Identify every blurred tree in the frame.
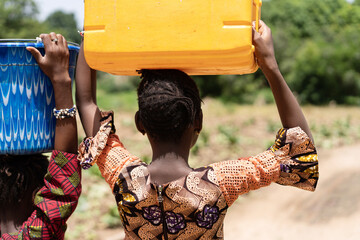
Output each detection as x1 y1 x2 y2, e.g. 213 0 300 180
0 0 47 38
262 0 360 105
45 10 81 44
193 72 269 104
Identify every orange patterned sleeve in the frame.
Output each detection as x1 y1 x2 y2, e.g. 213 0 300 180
211 127 318 207
78 111 140 190
96 134 140 190
210 151 280 207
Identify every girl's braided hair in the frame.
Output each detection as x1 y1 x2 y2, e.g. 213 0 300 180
137 69 202 142
0 154 48 210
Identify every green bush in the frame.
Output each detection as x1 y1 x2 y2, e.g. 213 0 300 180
262 0 360 105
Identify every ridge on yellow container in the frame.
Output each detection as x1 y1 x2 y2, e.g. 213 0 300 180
84 0 262 76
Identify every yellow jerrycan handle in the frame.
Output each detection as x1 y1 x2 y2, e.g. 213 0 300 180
254 0 262 31
252 0 262 71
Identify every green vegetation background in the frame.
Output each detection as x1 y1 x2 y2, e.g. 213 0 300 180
1 0 360 105
2 0 360 238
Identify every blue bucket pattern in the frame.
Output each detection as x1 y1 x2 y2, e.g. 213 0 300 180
0 40 79 155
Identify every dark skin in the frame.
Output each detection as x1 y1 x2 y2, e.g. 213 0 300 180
134 111 203 183
0 33 77 234
252 21 313 141
76 21 313 185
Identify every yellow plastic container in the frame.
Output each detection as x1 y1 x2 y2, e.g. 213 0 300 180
84 0 262 75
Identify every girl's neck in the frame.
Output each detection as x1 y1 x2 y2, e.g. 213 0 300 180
1 220 19 235
149 133 192 163
151 152 190 167
1 199 34 235
152 143 190 163
148 152 193 185
147 128 196 184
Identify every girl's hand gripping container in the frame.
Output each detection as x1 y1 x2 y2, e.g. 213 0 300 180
84 0 262 75
0 40 79 155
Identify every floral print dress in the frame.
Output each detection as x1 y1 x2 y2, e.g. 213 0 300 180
78 112 318 240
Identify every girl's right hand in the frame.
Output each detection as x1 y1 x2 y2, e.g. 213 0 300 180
27 33 71 88
252 20 278 72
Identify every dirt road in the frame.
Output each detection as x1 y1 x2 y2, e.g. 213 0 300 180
224 144 360 240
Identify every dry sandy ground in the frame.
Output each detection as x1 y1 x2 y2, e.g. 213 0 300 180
96 143 360 240
224 143 360 240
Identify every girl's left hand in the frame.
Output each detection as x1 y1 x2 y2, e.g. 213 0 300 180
26 32 71 87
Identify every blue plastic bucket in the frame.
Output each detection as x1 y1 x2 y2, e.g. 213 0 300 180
0 39 79 155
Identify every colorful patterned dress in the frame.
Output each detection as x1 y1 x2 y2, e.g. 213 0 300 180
1 151 81 240
78 112 318 240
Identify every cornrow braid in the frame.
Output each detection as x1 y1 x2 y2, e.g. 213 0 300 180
0 154 49 212
137 69 202 142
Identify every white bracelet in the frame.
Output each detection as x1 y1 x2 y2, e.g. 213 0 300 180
53 105 77 119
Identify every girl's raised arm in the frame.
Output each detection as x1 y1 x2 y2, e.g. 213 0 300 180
75 42 102 137
27 33 78 153
252 20 313 141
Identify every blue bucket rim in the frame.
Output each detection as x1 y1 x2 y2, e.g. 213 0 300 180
0 39 79 50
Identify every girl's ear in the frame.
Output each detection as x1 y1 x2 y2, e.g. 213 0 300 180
135 111 146 135
194 110 203 133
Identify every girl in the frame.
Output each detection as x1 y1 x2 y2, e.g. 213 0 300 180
0 33 81 239
76 21 318 239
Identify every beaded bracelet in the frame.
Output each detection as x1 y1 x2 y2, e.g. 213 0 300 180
53 105 77 119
